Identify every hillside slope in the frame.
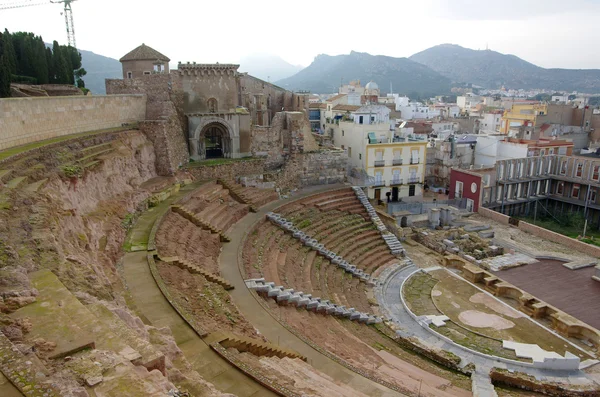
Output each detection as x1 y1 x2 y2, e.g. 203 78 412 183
410 44 600 92
276 51 451 95
79 48 122 94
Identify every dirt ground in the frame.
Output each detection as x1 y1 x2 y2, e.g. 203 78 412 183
267 299 472 395
468 213 597 262
157 261 259 339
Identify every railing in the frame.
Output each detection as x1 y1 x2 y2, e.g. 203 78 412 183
390 178 403 185
408 177 421 184
392 159 403 166
410 158 420 164
374 160 386 167
373 180 386 187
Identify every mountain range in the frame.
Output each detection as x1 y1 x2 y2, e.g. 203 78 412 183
79 48 122 94
238 54 303 83
74 44 600 96
275 51 450 96
409 44 600 93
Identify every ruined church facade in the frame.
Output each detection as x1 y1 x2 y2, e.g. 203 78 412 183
107 44 309 162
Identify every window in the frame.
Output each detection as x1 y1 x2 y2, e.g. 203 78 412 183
207 98 218 113
342 130 345 137
572 184 580 199
548 148 554 155
153 63 163 72
127 71 132 79
556 182 564 195
540 149 546 156
590 189 597 203
593 165 599 181
370 116 375 123
143 71 151 75
359 116 364 124
558 146 567 155
576 163 583 178
348 147 351 158
560 161 567 175
359 153 361 160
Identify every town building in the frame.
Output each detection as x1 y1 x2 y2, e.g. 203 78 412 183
458 153 600 230
330 104 427 201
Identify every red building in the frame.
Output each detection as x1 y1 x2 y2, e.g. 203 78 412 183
449 169 485 212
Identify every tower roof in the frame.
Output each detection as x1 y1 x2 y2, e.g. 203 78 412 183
120 43 170 62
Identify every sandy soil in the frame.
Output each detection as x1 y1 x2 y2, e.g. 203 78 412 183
156 212 222 275
458 310 516 330
470 292 525 319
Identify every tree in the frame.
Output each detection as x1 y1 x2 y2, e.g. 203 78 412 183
0 55 11 97
75 67 86 88
1 29 17 75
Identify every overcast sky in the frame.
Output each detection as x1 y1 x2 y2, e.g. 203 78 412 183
3 0 600 69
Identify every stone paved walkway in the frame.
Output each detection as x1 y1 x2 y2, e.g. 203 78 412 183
220 183 407 397
376 262 598 396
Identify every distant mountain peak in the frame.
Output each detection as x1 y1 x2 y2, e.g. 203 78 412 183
409 45 600 92
276 51 450 95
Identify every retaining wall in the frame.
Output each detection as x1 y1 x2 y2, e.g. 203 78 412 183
478 207 600 257
0 95 146 151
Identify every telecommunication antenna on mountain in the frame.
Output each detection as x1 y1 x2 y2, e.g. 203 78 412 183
0 0 78 48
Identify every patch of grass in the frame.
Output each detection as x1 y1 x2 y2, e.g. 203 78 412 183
0 125 136 162
516 213 600 247
60 164 83 178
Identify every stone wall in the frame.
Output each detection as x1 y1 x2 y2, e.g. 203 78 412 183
478 207 600 257
140 119 189 175
0 95 146 151
186 159 267 181
106 76 189 175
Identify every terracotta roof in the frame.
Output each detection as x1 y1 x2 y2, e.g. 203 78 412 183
120 44 170 62
309 103 327 109
332 104 360 112
326 94 347 103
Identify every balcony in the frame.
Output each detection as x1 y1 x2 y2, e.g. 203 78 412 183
390 178 404 186
410 158 420 165
408 177 421 184
374 160 386 167
392 159 403 166
373 180 386 187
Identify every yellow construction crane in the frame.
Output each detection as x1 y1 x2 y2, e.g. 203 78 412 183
0 0 78 48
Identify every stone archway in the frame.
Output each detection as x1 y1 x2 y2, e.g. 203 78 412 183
190 117 235 160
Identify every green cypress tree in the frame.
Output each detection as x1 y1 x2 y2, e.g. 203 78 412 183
33 37 48 84
0 55 11 97
2 29 17 75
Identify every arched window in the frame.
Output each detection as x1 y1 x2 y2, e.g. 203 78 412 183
207 98 218 113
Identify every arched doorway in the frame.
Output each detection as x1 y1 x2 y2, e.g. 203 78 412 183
199 122 231 159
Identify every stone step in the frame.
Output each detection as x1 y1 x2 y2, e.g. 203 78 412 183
209 332 306 361
157 254 234 290
76 148 114 163
0 169 13 182
24 178 49 193
5 176 28 189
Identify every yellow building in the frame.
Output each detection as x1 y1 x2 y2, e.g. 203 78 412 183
366 137 428 201
501 103 547 134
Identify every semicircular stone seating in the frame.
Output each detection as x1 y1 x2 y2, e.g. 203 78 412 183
243 188 410 327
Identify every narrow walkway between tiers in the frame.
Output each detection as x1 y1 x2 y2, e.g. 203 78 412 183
122 182 277 397
220 183 406 397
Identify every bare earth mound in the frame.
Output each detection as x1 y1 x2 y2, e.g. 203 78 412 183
458 310 516 330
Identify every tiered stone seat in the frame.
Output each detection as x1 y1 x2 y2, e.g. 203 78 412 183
156 254 234 290
181 181 250 233
171 205 231 242
245 278 380 325
218 179 278 210
155 211 222 275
